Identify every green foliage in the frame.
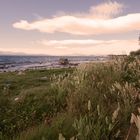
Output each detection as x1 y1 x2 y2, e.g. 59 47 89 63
16 124 59 140
121 56 140 89
0 68 74 139
130 49 140 56
0 57 140 140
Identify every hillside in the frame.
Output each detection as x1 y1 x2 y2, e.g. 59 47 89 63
0 55 140 140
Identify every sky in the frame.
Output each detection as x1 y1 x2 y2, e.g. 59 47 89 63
0 0 140 56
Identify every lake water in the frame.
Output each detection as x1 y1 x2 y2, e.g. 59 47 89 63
0 55 108 72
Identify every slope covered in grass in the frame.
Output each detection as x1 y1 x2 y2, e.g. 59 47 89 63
0 56 140 140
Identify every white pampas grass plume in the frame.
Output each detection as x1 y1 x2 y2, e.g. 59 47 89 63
112 103 120 123
88 100 91 111
130 113 140 140
59 133 65 140
97 105 100 116
138 107 140 114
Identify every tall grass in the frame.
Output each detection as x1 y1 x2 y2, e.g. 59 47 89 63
0 57 140 140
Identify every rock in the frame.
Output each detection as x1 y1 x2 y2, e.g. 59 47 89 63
59 58 69 65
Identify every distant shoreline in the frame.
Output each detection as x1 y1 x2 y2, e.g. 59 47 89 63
0 55 108 72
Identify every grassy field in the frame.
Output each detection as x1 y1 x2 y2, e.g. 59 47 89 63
0 68 74 139
0 56 140 140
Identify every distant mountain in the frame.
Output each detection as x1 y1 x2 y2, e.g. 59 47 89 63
0 51 108 57
0 51 27 56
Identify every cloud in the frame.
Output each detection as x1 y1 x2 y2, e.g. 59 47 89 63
56 1 123 19
13 1 140 35
88 1 123 19
40 39 107 46
38 39 139 55
1 39 139 55
9 1 140 55
13 12 140 35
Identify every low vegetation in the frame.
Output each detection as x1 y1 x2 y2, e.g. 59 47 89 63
0 55 140 140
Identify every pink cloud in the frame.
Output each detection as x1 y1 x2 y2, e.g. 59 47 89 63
13 1 138 35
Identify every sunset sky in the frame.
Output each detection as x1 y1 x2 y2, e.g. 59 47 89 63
0 0 140 55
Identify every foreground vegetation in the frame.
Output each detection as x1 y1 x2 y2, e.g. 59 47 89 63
0 55 140 140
